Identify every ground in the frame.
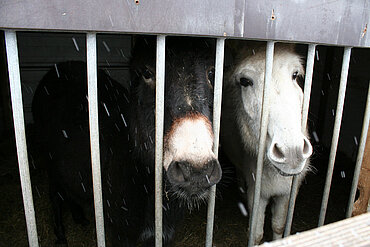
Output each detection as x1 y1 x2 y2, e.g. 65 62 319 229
0 134 354 247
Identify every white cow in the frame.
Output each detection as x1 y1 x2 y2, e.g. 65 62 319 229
221 42 313 244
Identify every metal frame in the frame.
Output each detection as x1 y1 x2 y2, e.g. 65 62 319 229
4 30 368 247
2 1 369 246
0 0 369 47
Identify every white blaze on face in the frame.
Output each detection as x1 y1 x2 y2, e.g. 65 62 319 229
163 115 215 171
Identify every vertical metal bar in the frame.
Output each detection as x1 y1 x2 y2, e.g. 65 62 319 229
247 41 275 247
5 30 40 247
86 33 106 247
284 44 316 237
301 44 317 130
155 35 166 247
346 80 370 218
318 47 352 226
205 38 225 247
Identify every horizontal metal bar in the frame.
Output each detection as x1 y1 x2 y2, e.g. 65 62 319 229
346 80 370 218
247 41 275 247
4 30 39 247
155 35 166 247
284 43 316 237
0 0 369 47
318 47 352 227
86 32 106 247
205 37 225 247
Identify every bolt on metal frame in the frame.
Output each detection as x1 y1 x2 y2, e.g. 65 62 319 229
3 29 369 247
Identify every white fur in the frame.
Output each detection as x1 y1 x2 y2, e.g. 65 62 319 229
221 43 313 244
163 117 215 170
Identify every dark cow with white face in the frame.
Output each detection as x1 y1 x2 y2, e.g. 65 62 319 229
32 36 221 246
131 37 221 204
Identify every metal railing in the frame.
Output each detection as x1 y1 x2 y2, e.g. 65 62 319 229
155 35 166 247
4 30 39 247
205 37 226 247
3 30 369 247
346 80 370 218
86 33 106 247
247 41 275 247
284 44 317 237
318 47 352 227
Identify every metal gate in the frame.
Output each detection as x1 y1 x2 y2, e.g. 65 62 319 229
1 1 369 246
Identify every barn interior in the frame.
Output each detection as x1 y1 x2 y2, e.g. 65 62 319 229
0 31 369 246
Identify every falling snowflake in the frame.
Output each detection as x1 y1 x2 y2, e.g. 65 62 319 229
237 202 248 217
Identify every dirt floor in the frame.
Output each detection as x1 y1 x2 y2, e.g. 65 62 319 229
0 134 355 247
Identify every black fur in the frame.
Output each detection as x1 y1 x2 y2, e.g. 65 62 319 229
32 36 218 246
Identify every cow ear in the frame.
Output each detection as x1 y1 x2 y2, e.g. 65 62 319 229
226 40 265 64
226 40 252 61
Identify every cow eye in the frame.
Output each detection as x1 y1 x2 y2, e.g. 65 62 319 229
292 71 299 80
142 68 154 80
292 71 304 89
207 67 215 85
240 77 253 87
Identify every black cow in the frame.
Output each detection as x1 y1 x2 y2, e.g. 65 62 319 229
32 36 221 246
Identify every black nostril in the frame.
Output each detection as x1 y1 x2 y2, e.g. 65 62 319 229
167 161 190 184
167 160 222 187
302 138 313 158
272 143 285 160
205 159 222 185
303 139 311 154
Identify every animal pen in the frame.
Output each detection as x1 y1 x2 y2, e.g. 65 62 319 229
0 0 369 246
